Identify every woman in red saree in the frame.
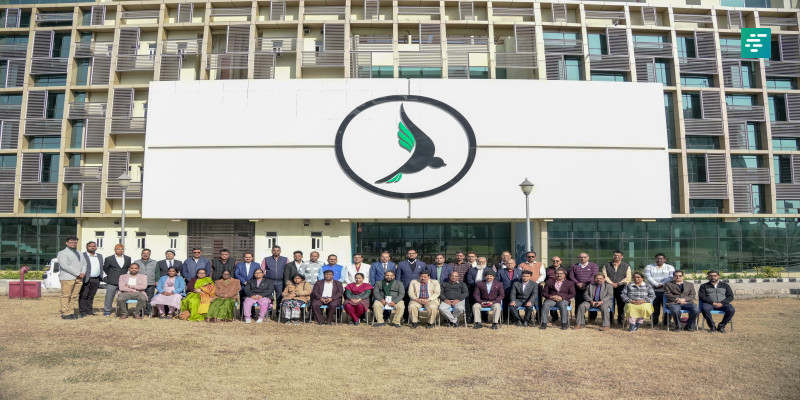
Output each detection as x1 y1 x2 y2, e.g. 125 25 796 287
343 273 372 326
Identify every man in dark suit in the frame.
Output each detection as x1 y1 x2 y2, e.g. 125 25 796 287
575 273 614 330
471 270 504 330
235 252 259 287
495 259 522 315
311 270 344 324
182 247 211 281
494 250 513 271
509 270 538 326
79 241 103 317
262 245 289 304
369 251 397 286
156 250 183 278
396 249 429 289
101 244 131 316
211 248 236 281
541 269 576 330
428 254 452 283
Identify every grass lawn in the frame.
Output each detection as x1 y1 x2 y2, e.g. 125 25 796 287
0 297 798 399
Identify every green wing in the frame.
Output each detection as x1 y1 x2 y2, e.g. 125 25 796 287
386 173 402 183
397 121 415 152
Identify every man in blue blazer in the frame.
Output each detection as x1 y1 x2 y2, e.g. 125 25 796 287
235 252 260 286
369 251 397 286
428 254 452 282
396 249 429 289
181 247 211 281
495 259 523 314
261 245 289 303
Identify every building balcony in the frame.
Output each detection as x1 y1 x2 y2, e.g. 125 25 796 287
351 36 392 52
632 41 673 58
302 52 345 68
0 105 22 120
68 102 107 119
106 182 142 199
255 37 298 53
110 117 146 135
206 53 249 70
30 57 68 75
0 166 16 183
63 166 103 183
0 44 28 59
764 60 800 78
209 8 252 20
720 45 741 59
544 38 583 55
589 54 629 72
759 16 798 29
583 9 625 24
19 182 58 200
303 6 346 20
116 55 156 72
24 119 62 136
776 184 800 200
726 104 765 122
496 52 536 69
770 121 800 137
684 119 724 136
397 6 440 20
74 41 113 58
491 7 534 21
679 57 718 74
120 10 160 25
689 183 728 199
35 12 73 24
162 39 203 55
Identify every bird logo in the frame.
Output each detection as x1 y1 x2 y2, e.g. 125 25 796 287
375 104 447 184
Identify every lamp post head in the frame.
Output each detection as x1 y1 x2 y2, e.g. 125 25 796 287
519 178 534 196
118 173 131 189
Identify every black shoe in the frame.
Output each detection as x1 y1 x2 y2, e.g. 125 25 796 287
372 323 385 327
393 324 403 328
452 322 459 328
717 325 727 334
514 321 522 327
473 322 482 329
561 323 568 330
78 313 86 318
354 320 360 326
348 321 355 326
523 322 529 327
61 314 78 320
708 324 716 333
410 323 418 329
539 324 547 330
317 321 325 325
426 323 434 329
491 323 499 330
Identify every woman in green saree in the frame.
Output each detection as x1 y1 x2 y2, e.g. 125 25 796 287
180 268 216 321
207 269 239 322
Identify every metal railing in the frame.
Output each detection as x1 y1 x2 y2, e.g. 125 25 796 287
110 117 147 135
302 52 345 67
255 37 297 53
24 119 63 136
726 105 765 121
116 55 156 71
162 38 203 55
63 166 103 183
36 12 73 24
74 41 114 58
68 102 107 119
544 38 583 55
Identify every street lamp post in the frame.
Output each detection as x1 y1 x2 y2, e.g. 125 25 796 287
519 178 535 253
118 173 131 247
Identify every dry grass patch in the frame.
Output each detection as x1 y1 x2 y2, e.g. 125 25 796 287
0 297 798 399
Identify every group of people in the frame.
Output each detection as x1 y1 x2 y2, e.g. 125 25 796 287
55 238 736 332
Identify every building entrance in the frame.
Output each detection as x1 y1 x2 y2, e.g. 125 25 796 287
186 220 255 260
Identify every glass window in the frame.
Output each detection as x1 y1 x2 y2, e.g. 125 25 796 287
770 40 781 61
75 59 90 86
543 32 578 40
46 92 65 119
751 185 766 214
682 93 702 119
564 57 581 81
772 138 800 151
664 94 676 149
368 66 393 78
677 36 696 58
687 154 707 182
690 200 722 214
24 200 58 214
687 136 720 150
777 200 800 214
766 78 796 90
33 75 67 87
0 94 23 105
29 136 61 149
680 75 713 87
731 155 763 168
774 155 793 183
768 95 787 121
588 33 607 55
51 33 71 58
41 153 59 183
591 72 626 82
70 120 83 149
468 67 489 79
66 184 79 213
669 155 680 213
654 60 671 85
745 123 762 150
740 62 755 88
0 155 16 167
398 67 442 79
726 94 756 107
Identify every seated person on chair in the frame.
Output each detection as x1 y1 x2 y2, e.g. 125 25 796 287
408 270 440 329
472 270 504 330
621 272 655 332
242 268 274 324
207 270 239 323
509 270 537 327
180 268 216 322
344 273 373 326
150 266 185 319
664 270 699 332
117 263 148 320
439 271 469 327
575 273 614 331
281 274 311 325
698 270 735 333
540 269 575 330
311 270 343 325
371 270 405 328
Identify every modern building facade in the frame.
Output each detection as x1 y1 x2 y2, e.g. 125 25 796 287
0 0 798 272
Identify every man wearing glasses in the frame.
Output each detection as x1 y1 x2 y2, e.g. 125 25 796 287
569 253 599 319
520 251 546 285
698 270 735 333
182 247 211 282
541 256 564 322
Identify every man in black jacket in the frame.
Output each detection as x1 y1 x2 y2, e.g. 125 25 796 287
698 270 735 333
101 244 131 316
79 241 103 317
211 249 236 281
438 271 468 327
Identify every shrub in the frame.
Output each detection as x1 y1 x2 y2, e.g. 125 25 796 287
752 266 784 279
0 271 44 280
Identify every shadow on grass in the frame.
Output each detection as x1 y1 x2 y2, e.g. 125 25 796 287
27 349 112 368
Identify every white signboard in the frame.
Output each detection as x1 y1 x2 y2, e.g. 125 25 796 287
143 79 671 219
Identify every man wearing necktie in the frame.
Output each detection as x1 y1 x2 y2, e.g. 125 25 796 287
56 237 87 319
369 251 396 286
157 250 183 278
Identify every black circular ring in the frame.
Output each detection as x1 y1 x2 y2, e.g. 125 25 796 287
335 95 477 200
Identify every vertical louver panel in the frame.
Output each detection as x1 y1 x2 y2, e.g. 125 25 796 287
112 88 134 118
177 3 194 23
81 182 102 213
227 25 250 53
636 57 654 83
6 59 26 88
32 31 54 59
90 57 112 86
701 91 722 120
270 1 286 21
254 53 276 79
552 4 567 23
458 2 474 21
159 55 182 81
324 24 345 52
515 25 536 53
106 152 130 198
118 28 140 56
606 28 629 56
84 119 105 148
706 154 727 183
792 155 800 182
722 60 742 88
780 34 800 61
733 185 752 213
3 8 21 28
21 153 41 182
364 0 379 20
0 121 19 150
786 93 800 121
727 10 743 29
0 184 14 213
545 54 564 80
695 31 716 59
26 91 47 119
90 6 106 26
642 7 657 26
